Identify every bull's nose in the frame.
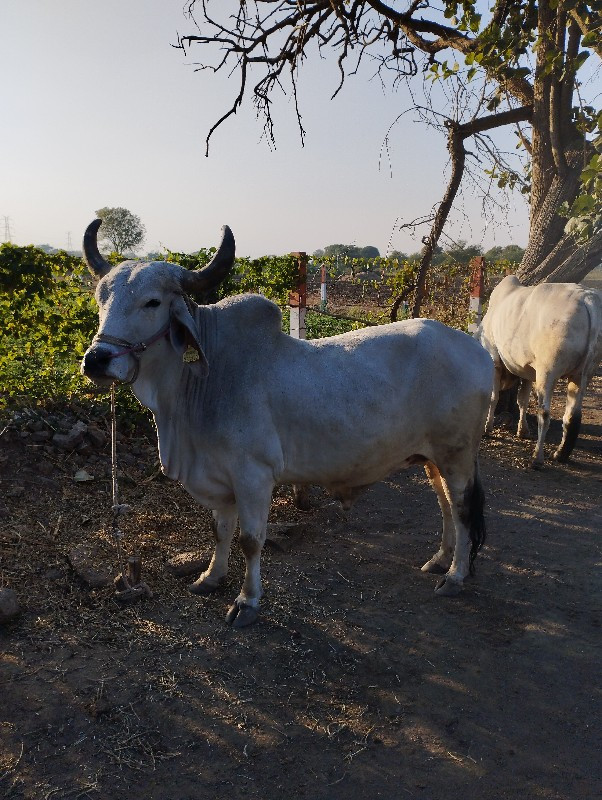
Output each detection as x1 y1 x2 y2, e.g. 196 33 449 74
82 347 112 377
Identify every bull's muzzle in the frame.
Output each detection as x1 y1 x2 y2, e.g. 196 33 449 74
81 346 115 384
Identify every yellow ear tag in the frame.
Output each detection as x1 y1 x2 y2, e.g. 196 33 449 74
182 346 199 363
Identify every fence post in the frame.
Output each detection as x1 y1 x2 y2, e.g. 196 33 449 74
320 263 327 310
467 256 485 334
289 252 307 339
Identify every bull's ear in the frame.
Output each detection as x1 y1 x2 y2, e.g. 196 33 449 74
169 296 209 377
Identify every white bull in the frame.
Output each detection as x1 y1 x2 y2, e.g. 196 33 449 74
81 220 494 627
475 275 602 467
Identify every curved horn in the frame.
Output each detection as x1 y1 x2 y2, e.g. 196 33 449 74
83 219 112 279
180 225 235 296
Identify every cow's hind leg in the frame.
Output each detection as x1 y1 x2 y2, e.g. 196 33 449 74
554 377 585 462
190 505 238 595
421 462 455 575
433 459 486 597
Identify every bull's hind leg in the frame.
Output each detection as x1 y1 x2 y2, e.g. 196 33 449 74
226 474 274 628
554 375 588 463
432 458 486 597
532 375 555 467
517 379 533 438
485 366 502 433
190 505 238 595
421 462 455 575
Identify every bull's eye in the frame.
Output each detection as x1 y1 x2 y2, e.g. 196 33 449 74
144 299 161 308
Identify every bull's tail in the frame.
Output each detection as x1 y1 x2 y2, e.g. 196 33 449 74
468 459 486 575
555 291 602 463
582 290 602 377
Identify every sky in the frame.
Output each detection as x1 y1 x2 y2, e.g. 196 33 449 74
1 1 543 259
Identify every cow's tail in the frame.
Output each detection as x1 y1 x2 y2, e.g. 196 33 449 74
467 458 486 576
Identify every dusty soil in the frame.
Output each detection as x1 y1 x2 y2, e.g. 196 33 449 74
1 371 601 800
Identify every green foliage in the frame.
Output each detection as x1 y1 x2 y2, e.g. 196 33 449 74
0 245 97 409
166 250 299 306
0 243 81 295
560 113 602 240
0 242 517 414
0 245 300 412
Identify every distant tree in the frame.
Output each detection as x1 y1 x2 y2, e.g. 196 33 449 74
388 250 408 261
313 248 325 258
36 244 57 254
359 245 380 259
407 244 444 264
442 241 483 265
484 244 526 263
95 207 145 256
323 243 380 260
324 244 352 259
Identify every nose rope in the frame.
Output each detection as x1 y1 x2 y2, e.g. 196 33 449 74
91 322 171 384
93 321 171 360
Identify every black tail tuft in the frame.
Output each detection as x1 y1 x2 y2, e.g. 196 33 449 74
467 460 486 575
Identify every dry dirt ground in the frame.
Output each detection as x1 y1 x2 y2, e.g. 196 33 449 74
1 371 601 800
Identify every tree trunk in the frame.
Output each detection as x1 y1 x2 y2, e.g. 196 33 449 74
410 122 466 318
516 4 596 286
516 145 600 285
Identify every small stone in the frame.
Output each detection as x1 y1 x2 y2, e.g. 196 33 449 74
86 425 106 448
0 588 21 624
43 567 65 581
265 521 308 552
53 421 88 451
493 411 516 431
68 546 112 588
165 552 209 577
31 430 51 442
74 469 94 482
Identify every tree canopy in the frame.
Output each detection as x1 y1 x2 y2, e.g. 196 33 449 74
179 1 601 315
321 243 381 260
95 207 145 256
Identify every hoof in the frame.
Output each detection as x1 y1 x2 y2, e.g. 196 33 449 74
225 602 259 628
189 576 222 595
434 577 463 597
553 450 570 464
421 561 447 575
530 460 544 471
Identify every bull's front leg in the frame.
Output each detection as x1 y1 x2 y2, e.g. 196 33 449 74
190 505 238 595
226 476 274 628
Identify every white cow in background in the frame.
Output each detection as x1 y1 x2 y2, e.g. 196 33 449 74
475 275 602 467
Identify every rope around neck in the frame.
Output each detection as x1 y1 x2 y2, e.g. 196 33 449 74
109 384 153 602
110 383 128 581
